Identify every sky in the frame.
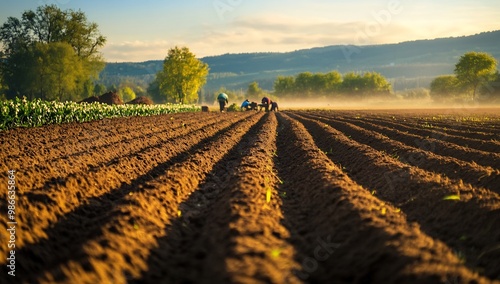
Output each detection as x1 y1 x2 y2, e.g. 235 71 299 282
0 0 499 62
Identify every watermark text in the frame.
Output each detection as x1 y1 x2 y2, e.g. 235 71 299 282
296 235 341 280
342 0 403 62
6 170 17 277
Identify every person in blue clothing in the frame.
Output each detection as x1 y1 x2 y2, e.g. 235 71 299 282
241 99 251 111
217 93 229 112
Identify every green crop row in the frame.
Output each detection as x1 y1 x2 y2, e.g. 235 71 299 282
0 97 200 130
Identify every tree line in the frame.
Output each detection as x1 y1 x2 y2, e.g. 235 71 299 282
1 5 498 105
274 71 391 98
430 52 499 102
0 5 106 101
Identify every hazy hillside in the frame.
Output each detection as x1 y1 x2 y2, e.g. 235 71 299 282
100 30 500 92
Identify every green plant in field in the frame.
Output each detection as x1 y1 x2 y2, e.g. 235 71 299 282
389 152 400 160
336 163 347 171
323 148 334 155
454 250 466 264
276 177 284 185
478 244 500 260
226 103 239 112
0 97 200 130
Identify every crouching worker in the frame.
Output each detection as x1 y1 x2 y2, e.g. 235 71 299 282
217 92 229 112
241 99 251 111
249 102 258 110
242 99 258 111
260 96 272 111
270 101 279 111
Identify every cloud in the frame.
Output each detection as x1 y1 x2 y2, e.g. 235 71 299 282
101 40 179 62
100 11 497 62
102 14 395 61
194 14 416 54
190 16 360 55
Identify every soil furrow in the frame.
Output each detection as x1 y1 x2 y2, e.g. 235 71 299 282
336 115 500 169
1 113 195 159
1 109 499 283
10 112 264 283
274 112 489 283
298 112 500 193
361 115 500 153
0 112 257 255
13 115 229 193
362 111 500 136
336 109 500 135
288 112 500 280
0 113 224 192
137 113 302 283
405 121 499 141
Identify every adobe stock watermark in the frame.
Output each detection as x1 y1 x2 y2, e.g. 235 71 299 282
295 235 341 280
6 170 17 277
342 0 404 63
213 0 244 20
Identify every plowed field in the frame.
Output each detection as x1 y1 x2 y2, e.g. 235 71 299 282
1 109 499 283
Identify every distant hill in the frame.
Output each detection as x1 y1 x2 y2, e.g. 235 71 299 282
100 30 500 92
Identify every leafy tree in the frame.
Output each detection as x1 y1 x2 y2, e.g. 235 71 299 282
274 76 295 96
247 81 264 97
0 70 5 100
479 71 500 102
340 72 391 96
273 70 390 98
454 52 497 100
294 72 314 95
156 46 209 104
93 83 107 96
134 85 147 98
310 73 328 93
323 71 342 93
4 41 91 101
361 72 391 94
399 88 430 101
0 5 106 100
80 80 95 100
430 75 461 101
340 72 363 95
0 5 105 58
147 77 165 103
119 86 136 102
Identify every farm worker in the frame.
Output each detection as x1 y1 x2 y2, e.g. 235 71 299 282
217 93 229 112
261 96 272 111
241 99 251 111
270 101 279 111
250 101 258 110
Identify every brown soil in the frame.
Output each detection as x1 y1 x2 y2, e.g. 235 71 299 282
79 96 100 104
126 96 154 105
0 109 499 283
99 92 123 105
